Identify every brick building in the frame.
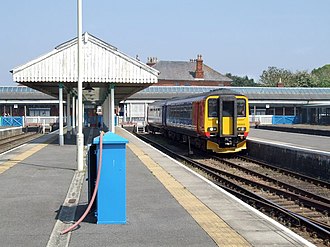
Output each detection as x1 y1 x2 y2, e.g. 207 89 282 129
146 55 232 86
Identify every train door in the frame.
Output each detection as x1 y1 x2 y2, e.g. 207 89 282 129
218 97 237 137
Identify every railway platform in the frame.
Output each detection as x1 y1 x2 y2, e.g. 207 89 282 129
248 124 330 153
0 127 314 247
256 123 330 136
248 124 330 182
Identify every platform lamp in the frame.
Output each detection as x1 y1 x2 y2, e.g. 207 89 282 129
83 82 94 92
77 0 84 171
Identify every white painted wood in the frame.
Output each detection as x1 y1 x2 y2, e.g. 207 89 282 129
12 33 158 84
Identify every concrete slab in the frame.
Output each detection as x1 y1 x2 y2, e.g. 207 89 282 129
0 135 76 247
0 127 316 247
117 127 315 247
68 148 217 247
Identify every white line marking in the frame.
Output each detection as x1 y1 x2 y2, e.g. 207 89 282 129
248 137 330 155
0 143 27 156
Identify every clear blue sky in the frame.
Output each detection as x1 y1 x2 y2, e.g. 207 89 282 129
1 0 329 85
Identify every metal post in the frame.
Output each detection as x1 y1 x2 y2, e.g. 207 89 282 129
64 105 66 124
123 103 127 123
24 105 27 128
76 97 79 128
59 84 64 146
144 102 147 125
77 0 84 171
72 95 76 134
66 93 71 138
110 84 115 133
83 103 85 126
108 94 111 131
104 97 109 129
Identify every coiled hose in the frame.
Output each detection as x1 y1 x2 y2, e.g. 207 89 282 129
61 131 104 235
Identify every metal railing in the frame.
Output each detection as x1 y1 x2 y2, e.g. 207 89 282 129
249 115 273 125
0 116 65 127
0 116 23 127
249 115 300 125
24 116 62 126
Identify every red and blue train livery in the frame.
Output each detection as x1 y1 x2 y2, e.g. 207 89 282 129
147 89 250 153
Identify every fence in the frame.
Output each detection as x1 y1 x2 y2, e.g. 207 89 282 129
0 115 300 128
0 117 24 127
249 115 300 125
249 115 273 125
0 116 61 127
24 116 60 126
272 116 300 124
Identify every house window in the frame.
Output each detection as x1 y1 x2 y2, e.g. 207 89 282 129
29 108 51 116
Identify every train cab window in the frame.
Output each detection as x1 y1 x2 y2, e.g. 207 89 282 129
223 101 234 117
208 99 218 117
237 99 246 117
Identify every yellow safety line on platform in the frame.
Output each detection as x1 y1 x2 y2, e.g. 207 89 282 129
127 142 251 247
0 143 50 174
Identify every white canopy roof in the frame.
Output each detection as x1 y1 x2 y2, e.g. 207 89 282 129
11 32 159 104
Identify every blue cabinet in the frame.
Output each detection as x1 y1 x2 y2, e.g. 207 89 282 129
93 132 128 224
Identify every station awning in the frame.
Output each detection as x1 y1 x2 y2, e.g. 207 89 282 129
11 32 159 105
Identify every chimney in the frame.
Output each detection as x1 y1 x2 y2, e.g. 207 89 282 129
277 78 284 87
195 54 204 79
146 57 158 66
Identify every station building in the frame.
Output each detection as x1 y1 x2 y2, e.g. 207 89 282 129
145 55 232 87
122 86 330 125
0 86 58 117
1 85 329 127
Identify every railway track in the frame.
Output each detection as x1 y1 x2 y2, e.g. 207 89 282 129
134 132 330 247
0 132 43 154
209 156 330 218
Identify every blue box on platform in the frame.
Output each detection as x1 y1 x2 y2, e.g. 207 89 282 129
93 132 128 224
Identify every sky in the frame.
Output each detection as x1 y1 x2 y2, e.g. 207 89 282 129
1 0 329 85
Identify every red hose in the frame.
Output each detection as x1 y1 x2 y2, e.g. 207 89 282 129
61 131 104 235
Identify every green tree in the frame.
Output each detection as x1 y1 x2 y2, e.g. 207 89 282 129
259 66 293 87
225 73 258 87
291 71 318 87
311 64 330 87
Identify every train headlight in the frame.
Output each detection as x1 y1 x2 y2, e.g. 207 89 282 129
237 127 246 131
207 127 217 132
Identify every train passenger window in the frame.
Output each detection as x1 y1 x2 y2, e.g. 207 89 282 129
237 99 246 117
208 99 218 117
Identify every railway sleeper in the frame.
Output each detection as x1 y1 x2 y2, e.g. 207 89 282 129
271 200 297 206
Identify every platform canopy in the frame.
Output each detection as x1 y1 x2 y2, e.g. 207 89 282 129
11 32 159 105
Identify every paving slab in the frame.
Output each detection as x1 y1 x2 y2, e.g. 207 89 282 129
68 147 217 247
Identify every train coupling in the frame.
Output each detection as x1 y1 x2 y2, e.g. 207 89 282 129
219 137 238 147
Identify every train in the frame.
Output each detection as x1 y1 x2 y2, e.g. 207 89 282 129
146 88 250 153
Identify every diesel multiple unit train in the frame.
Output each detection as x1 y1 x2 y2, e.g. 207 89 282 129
147 89 250 153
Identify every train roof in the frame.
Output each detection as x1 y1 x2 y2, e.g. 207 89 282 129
130 86 330 101
203 88 244 97
169 88 243 100
154 88 245 106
